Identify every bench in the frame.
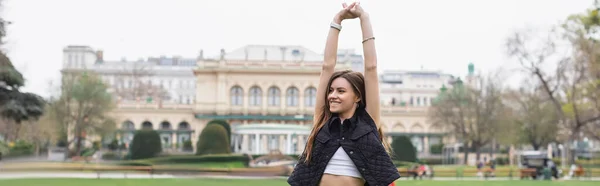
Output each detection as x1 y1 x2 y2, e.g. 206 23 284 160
519 168 537 179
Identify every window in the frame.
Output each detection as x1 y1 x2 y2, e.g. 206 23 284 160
286 87 299 106
267 87 280 106
230 86 243 106
304 87 317 106
249 86 262 106
417 97 421 106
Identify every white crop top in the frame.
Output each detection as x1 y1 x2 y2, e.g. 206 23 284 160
323 147 363 179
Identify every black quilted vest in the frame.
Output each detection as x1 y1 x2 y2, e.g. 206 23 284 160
287 108 400 186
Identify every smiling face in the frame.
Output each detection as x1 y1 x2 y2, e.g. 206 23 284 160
327 77 360 116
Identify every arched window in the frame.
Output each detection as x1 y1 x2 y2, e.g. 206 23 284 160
122 121 135 130
267 86 280 106
160 121 171 130
286 87 299 106
230 86 243 106
142 121 153 130
304 87 317 107
249 86 262 106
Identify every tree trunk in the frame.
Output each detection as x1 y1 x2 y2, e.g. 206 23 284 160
463 141 470 165
475 145 482 162
75 126 82 157
35 143 41 156
490 138 496 159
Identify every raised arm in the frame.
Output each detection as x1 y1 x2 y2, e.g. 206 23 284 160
353 5 381 125
314 3 357 124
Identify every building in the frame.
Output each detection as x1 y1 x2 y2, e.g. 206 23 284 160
61 46 200 150
61 44 450 156
62 46 197 105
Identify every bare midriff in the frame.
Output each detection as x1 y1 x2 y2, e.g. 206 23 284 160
319 173 365 186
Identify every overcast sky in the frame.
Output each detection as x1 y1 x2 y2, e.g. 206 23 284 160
1 0 595 97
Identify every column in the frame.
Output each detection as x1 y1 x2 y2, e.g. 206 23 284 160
423 136 430 155
279 135 285 153
254 133 260 155
261 134 268 154
287 133 292 154
297 135 305 154
242 134 249 153
171 132 177 150
234 134 239 153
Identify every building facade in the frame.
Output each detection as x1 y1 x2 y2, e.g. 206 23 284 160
61 44 451 156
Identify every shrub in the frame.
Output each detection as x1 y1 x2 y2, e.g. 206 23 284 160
92 141 101 150
196 124 231 155
129 130 162 160
183 140 193 151
419 157 443 165
107 139 119 151
495 157 509 165
9 140 34 157
207 120 231 140
118 154 248 167
391 136 417 162
101 152 121 160
430 144 443 154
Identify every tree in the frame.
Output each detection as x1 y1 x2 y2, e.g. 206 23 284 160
0 0 45 141
429 72 507 164
505 80 559 150
50 72 116 155
129 130 162 160
17 106 60 156
391 136 416 162
196 124 231 155
506 20 600 163
111 62 169 103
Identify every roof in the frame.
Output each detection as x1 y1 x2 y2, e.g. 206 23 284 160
220 45 323 62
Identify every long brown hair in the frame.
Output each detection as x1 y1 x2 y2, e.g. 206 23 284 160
302 70 391 164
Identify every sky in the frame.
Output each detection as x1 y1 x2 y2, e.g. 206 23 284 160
1 0 595 98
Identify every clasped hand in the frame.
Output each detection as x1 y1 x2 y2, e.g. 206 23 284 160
335 2 368 22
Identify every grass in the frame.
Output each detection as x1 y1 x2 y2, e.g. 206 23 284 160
1 179 598 186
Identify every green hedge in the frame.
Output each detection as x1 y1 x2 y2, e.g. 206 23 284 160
129 130 162 160
119 154 250 166
391 136 417 162
196 125 230 155
418 157 443 165
430 144 443 155
552 158 600 166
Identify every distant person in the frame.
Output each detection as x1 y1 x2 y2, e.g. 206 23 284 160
476 160 484 177
287 2 400 186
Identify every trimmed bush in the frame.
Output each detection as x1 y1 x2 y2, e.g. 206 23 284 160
391 136 417 162
101 152 122 160
495 157 509 165
430 144 443 154
196 124 231 155
8 140 34 157
207 120 231 140
118 154 249 167
129 130 162 160
183 140 193 151
419 157 443 165
107 139 119 151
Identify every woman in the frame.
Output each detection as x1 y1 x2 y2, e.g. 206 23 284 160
287 2 400 186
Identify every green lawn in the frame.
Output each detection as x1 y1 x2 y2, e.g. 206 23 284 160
1 179 598 186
